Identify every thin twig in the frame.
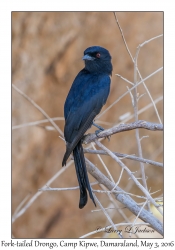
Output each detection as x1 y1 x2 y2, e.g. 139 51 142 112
113 12 133 60
12 161 72 223
98 184 133 234
12 84 63 136
12 193 31 218
93 193 123 238
93 189 146 200
114 14 163 203
94 140 163 215
85 158 163 235
91 143 115 183
111 168 124 190
84 149 163 168
12 117 64 130
80 222 149 238
97 67 163 119
12 117 112 130
113 12 163 124
116 74 134 85
137 73 162 124
92 188 161 200
139 34 163 47
140 135 149 142
91 206 126 212
39 182 98 192
133 43 149 210
116 72 162 124
132 199 148 227
117 96 163 125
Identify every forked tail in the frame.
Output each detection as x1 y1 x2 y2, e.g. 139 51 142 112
73 141 96 208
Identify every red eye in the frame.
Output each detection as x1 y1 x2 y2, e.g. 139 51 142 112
96 53 101 58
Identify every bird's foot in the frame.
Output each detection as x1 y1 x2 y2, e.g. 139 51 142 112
81 133 91 144
106 135 111 142
93 122 105 138
95 128 111 142
95 129 103 137
93 122 104 131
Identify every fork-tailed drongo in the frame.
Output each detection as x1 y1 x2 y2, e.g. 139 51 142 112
62 46 113 208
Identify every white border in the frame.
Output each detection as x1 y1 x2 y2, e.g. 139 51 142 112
0 0 175 247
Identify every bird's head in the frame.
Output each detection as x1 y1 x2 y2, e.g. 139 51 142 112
82 46 112 75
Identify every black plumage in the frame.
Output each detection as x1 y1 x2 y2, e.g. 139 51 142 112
62 46 112 208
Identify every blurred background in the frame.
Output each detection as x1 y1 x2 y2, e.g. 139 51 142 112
12 12 163 238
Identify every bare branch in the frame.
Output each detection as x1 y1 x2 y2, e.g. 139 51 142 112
85 158 163 235
113 96 163 126
132 199 148 227
139 34 163 47
84 149 163 168
92 189 156 200
116 74 134 85
91 143 115 183
94 140 163 216
113 12 163 124
12 193 31 218
140 135 149 142
84 120 163 144
111 168 124 189
80 222 149 238
12 117 64 130
133 42 149 210
97 67 163 119
98 184 133 232
12 117 112 130
12 84 64 136
113 12 134 60
93 193 123 238
39 182 98 192
12 161 73 223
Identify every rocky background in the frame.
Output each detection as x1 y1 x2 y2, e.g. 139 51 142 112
12 12 163 238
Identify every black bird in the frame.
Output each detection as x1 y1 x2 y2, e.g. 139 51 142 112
62 46 113 208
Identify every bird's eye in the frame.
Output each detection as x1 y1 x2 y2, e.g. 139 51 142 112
96 53 101 58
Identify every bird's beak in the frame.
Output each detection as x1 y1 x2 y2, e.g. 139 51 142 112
82 55 95 61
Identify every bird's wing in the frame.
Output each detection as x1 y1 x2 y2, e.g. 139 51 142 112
64 73 111 144
62 71 111 166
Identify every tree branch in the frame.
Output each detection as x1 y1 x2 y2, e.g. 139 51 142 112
94 140 162 216
12 84 63 136
83 149 163 168
84 120 163 144
85 158 163 236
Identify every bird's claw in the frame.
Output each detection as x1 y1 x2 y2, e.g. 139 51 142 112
106 135 111 142
95 130 111 141
81 133 91 144
95 129 102 137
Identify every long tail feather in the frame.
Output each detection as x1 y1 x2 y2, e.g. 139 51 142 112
62 111 97 167
73 141 96 208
